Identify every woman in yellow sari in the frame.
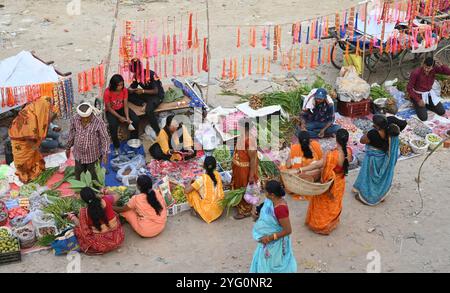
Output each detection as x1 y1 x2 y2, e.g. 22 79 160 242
185 156 225 224
8 97 53 183
299 129 352 235
149 115 195 161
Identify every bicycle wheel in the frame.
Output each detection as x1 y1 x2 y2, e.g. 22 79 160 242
435 43 450 64
331 41 356 70
398 50 429 80
364 52 392 84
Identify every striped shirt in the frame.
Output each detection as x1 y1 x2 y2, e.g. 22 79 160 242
66 115 110 164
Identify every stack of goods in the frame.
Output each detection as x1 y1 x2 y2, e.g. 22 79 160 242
147 159 204 184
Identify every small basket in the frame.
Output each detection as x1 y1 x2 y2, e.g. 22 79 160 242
409 140 429 155
167 202 191 217
425 134 443 151
338 99 372 118
281 170 334 196
0 236 21 266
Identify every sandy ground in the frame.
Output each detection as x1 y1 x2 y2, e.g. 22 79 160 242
1 0 450 273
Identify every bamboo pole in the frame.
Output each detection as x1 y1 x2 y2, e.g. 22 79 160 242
205 0 211 105
102 0 120 97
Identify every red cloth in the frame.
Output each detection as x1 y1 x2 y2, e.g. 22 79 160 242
75 207 124 255
86 196 116 228
274 204 289 220
407 65 450 103
103 88 128 110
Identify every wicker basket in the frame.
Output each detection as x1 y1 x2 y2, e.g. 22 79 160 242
281 170 334 196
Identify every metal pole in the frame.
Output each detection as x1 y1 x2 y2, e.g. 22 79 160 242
102 0 120 97
205 0 211 105
361 0 369 80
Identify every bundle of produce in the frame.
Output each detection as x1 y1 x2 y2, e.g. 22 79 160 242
219 188 245 216
436 74 450 97
249 95 263 110
213 145 232 170
68 163 106 193
393 80 407 92
370 85 392 101
172 185 186 204
43 197 84 230
32 167 59 186
261 87 305 116
19 183 40 197
258 159 280 180
51 166 76 190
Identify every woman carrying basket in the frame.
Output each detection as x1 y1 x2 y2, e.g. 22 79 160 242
299 129 352 235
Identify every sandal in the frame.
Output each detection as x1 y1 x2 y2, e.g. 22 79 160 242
233 213 250 220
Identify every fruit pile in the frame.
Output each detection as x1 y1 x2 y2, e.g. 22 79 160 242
0 235 20 254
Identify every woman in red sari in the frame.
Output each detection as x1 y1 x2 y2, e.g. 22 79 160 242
231 118 258 220
68 187 124 255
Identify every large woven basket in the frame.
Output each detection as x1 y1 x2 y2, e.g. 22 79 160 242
281 169 334 196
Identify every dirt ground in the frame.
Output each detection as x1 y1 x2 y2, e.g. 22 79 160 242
1 0 450 273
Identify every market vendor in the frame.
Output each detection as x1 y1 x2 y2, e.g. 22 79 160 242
298 88 341 138
66 103 110 180
407 57 450 121
231 118 258 220
128 58 165 135
8 96 55 183
104 74 140 156
185 156 225 224
68 187 124 254
113 175 167 238
149 115 195 161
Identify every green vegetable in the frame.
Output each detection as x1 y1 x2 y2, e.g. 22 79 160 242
0 236 20 253
51 166 76 190
370 85 392 101
42 189 62 198
19 183 40 197
259 159 280 179
32 167 59 186
394 80 407 92
43 197 84 230
219 188 245 216
312 76 333 93
36 234 57 247
172 185 186 203
68 163 106 193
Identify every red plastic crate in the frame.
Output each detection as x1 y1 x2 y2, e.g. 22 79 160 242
338 99 371 118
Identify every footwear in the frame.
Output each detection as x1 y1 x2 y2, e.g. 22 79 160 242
233 213 250 220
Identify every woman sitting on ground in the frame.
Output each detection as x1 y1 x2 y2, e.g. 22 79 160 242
282 130 323 185
353 114 402 206
113 175 167 238
250 180 297 273
300 129 352 235
149 114 195 161
68 187 124 255
185 156 225 224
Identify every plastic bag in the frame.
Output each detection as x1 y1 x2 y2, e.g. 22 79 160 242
244 183 260 205
32 210 58 238
116 155 146 183
336 66 371 102
51 228 80 256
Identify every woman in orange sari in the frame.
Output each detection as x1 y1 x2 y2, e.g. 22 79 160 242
300 129 352 235
8 97 53 183
282 131 323 194
232 118 258 220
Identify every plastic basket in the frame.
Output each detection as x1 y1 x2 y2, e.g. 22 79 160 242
338 99 372 118
167 202 191 217
0 236 21 266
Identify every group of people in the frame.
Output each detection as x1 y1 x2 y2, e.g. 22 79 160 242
5 57 448 272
